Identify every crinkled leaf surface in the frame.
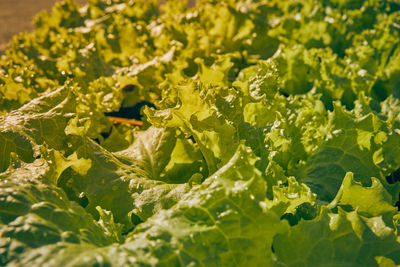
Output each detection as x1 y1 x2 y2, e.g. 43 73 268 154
0 87 75 172
274 208 400 267
1 0 400 266
5 145 287 267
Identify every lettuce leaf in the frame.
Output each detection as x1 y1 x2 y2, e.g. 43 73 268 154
1 0 400 266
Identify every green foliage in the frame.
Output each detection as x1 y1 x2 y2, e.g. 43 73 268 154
1 0 400 266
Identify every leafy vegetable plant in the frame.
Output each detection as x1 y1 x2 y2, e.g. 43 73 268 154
1 0 400 266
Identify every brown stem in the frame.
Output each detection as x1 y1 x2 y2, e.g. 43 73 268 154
107 116 143 126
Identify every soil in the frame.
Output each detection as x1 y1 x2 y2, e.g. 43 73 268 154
0 0 87 52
